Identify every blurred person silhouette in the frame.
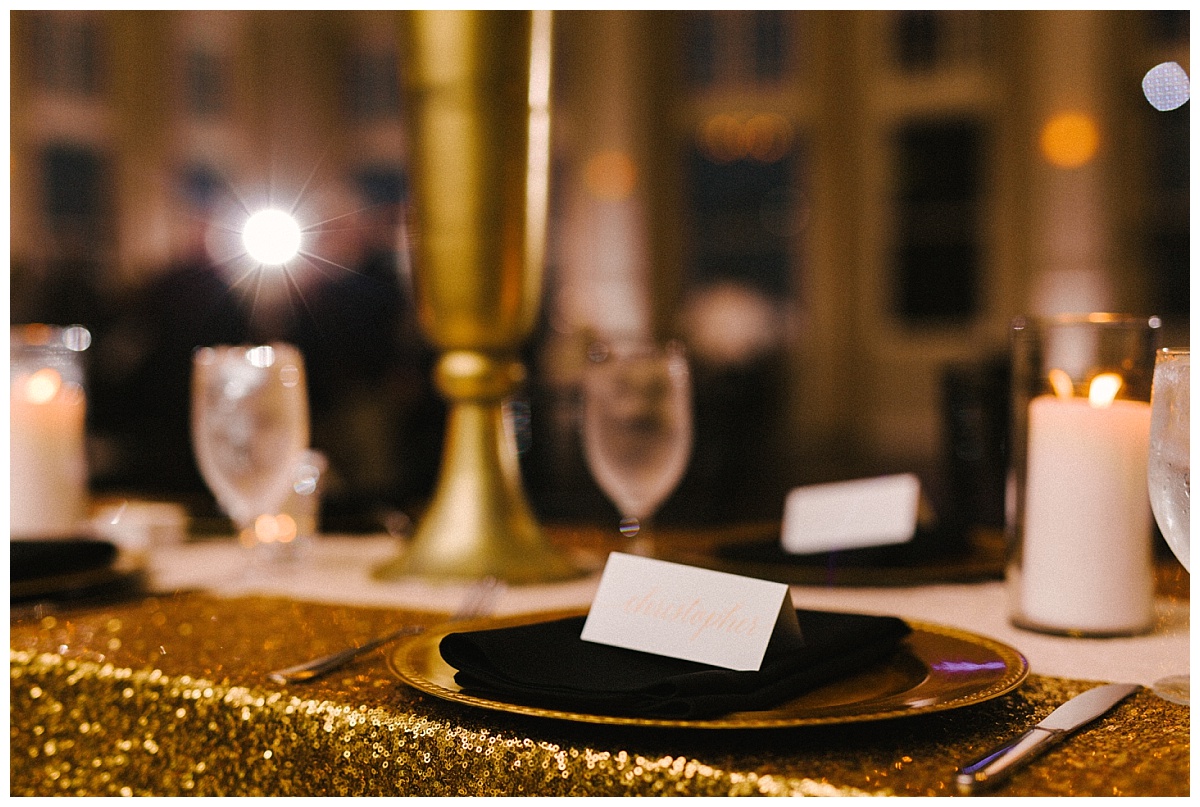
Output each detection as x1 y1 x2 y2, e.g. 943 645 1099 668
89 166 251 496
293 178 442 528
17 144 113 331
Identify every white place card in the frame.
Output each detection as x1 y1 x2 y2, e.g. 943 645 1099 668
580 553 802 672
781 473 921 555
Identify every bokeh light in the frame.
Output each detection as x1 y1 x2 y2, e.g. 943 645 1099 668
24 368 62 404
254 513 298 544
246 345 276 368
62 325 92 351
243 209 302 265
584 150 638 200
1039 111 1100 169
744 113 793 162
701 114 745 163
700 113 794 164
1142 61 1190 111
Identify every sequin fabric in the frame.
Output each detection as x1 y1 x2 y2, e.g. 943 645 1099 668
10 594 1188 796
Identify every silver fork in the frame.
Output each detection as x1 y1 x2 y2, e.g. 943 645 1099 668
267 576 503 685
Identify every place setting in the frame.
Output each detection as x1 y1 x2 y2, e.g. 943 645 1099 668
367 337 1028 732
387 551 1028 731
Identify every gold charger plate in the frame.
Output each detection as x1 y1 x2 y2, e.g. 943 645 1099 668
388 608 1028 729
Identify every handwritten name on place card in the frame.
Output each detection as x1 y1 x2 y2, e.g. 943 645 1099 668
580 553 801 672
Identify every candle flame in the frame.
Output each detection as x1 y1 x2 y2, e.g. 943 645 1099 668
1087 373 1123 408
1048 368 1074 399
24 368 62 404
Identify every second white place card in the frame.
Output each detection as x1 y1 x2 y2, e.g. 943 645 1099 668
781 473 922 554
580 553 802 672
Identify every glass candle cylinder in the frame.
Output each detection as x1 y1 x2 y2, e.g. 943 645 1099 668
10 324 91 539
1006 313 1161 636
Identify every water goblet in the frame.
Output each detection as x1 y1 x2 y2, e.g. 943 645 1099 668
1148 347 1189 705
191 343 311 567
581 338 693 556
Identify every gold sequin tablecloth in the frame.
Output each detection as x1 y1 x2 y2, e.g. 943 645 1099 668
10 593 1189 797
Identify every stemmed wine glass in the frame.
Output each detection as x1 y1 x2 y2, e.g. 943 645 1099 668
191 343 311 565
581 338 692 557
1148 347 1189 705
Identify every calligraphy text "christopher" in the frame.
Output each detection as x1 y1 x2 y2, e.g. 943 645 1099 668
623 588 759 642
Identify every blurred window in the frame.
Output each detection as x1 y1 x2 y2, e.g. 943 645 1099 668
892 117 984 323
893 10 991 73
683 12 717 87
185 49 227 118
752 11 786 81
685 139 798 299
346 47 400 121
31 13 103 96
41 143 110 241
1146 10 1189 46
895 11 939 72
684 11 792 88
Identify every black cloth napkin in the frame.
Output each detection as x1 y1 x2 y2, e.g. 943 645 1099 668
9 538 144 604
440 609 912 719
11 538 118 582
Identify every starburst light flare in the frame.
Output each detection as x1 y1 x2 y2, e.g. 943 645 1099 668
243 209 302 265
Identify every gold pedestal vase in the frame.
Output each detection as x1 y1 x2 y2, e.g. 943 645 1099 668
375 9 579 583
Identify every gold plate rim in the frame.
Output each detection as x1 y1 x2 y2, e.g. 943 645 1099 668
387 608 1029 729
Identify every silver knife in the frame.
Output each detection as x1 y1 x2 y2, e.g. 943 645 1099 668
955 682 1141 795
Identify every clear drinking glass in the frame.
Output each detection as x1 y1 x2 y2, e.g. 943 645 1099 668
581 338 692 557
191 344 311 562
1148 347 1189 705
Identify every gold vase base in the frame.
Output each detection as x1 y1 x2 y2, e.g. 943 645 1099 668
372 533 586 585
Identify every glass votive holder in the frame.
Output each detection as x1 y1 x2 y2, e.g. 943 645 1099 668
1006 313 1161 636
10 324 92 539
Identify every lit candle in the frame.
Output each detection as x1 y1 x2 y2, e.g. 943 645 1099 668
10 368 88 538
1016 373 1154 634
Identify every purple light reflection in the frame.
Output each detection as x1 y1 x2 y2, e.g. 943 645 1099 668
932 659 1009 674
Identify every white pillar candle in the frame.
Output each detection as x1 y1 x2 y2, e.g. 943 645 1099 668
10 368 88 538
1016 393 1154 634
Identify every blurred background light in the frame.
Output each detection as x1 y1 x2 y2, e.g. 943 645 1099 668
1039 111 1100 168
583 150 638 200
1142 60 1190 111
700 113 793 164
243 209 302 265
743 113 793 162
